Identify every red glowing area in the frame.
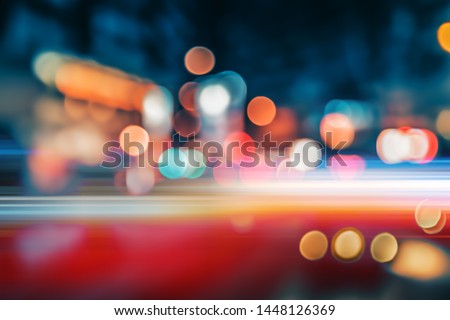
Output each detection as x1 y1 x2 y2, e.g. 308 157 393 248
320 113 355 150
119 125 149 157
247 96 277 126
407 128 429 162
16 224 85 267
224 131 256 165
184 47 215 75
421 129 438 163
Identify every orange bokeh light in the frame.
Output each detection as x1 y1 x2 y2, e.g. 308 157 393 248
119 125 149 156
56 62 154 112
247 96 277 126
391 240 449 280
178 82 198 113
320 113 355 150
184 46 215 75
438 22 450 53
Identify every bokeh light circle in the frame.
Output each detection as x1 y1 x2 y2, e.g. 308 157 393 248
178 82 198 113
421 129 438 163
142 86 173 135
182 149 207 179
158 148 188 179
184 46 215 75
370 232 398 263
197 84 231 117
299 230 328 261
377 128 438 164
423 213 446 235
332 228 365 262
247 96 277 126
119 125 149 156
391 240 449 281
377 129 411 164
289 139 322 171
438 22 450 53
33 51 71 87
415 199 442 229
320 113 355 150
436 109 450 139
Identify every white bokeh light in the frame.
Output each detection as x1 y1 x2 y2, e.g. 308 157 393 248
290 138 323 172
142 86 173 135
198 84 231 117
377 129 413 164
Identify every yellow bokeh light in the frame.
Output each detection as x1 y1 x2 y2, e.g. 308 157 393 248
299 230 328 261
415 199 441 229
436 109 450 139
438 22 450 53
391 240 449 281
370 232 398 263
332 228 365 262
423 213 446 235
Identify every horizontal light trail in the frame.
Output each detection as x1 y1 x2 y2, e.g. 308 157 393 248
0 177 448 219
